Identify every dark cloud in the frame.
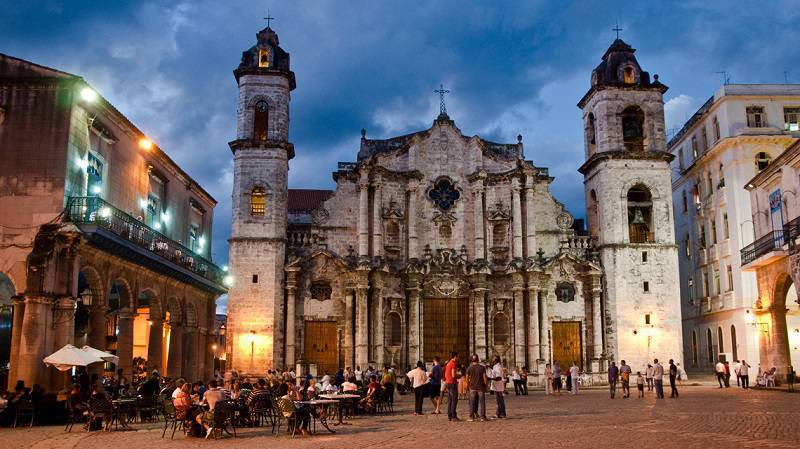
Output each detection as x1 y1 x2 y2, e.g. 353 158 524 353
3 1 798 298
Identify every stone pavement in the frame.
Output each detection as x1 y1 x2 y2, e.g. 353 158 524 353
2 386 798 449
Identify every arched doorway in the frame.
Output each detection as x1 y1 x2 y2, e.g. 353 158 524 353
785 283 800 371
771 273 799 377
0 272 16 384
132 290 156 382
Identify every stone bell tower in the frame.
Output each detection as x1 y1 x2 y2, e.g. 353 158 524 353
227 25 295 376
578 39 683 370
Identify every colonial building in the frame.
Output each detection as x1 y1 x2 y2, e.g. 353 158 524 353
669 85 800 371
226 28 683 381
742 138 800 379
0 54 226 390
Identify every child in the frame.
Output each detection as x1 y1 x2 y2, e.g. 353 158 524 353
636 371 645 398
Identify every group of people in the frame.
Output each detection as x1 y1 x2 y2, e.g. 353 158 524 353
607 359 680 399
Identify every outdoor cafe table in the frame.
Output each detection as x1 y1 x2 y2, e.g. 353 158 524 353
317 394 361 426
295 399 338 434
111 398 137 429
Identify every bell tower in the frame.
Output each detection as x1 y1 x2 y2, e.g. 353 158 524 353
578 39 683 370
227 25 295 376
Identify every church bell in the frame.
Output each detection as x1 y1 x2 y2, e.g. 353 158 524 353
632 207 645 224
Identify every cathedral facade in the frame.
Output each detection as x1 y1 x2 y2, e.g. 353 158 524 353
226 27 683 383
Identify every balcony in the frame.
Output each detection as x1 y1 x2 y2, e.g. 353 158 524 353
740 230 785 269
65 197 227 294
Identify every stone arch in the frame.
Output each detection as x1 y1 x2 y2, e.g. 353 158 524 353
136 288 159 315
0 271 16 306
626 184 654 244
110 277 134 311
773 272 794 309
78 265 104 306
165 296 183 325
619 178 663 201
245 95 273 109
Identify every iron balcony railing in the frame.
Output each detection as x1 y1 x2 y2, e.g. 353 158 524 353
740 230 784 266
65 196 225 286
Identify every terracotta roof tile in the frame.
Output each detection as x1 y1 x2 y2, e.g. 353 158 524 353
288 189 333 211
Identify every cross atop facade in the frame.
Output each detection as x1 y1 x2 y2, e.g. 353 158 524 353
434 84 450 115
612 21 623 40
264 10 275 28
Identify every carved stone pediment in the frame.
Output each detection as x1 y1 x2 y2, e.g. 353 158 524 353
487 201 510 221
422 274 470 298
382 199 404 220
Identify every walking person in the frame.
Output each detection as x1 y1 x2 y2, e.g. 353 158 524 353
715 359 725 388
653 359 665 399
429 356 443 414
407 361 428 415
552 361 562 394
465 354 488 422
520 366 529 395
608 361 619 399
444 352 460 421
491 356 506 419
544 363 553 395
569 361 580 395
636 371 645 398
619 360 632 398
668 359 679 398
723 361 731 387
645 364 654 391
739 360 750 389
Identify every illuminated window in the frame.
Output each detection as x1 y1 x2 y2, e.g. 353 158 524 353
87 152 104 196
253 100 269 141
188 224 198 251
623 66 635 84
250 186 266 216
258 48 270 68
746 106 765 128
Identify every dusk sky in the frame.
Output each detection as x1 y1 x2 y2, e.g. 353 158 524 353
2 0 798 276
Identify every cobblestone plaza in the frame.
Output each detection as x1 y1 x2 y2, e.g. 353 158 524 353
3 387 798 449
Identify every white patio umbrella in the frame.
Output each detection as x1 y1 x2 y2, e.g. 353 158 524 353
43 344 104 371
81 345 119 365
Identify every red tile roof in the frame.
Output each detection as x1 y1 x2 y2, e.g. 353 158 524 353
288 189 334 211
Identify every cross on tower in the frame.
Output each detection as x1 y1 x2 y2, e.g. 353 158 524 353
612 21 623 40
264 10 275 28
434 84 450 116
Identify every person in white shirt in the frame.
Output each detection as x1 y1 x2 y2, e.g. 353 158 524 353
569 362 580 395
511 368 523 395
733 360 742 387
355 366 363 386
491 356 507 418
652 359 665 399
715 360 726 388
320 373 331 391
739 360 751 389
407 361 429 415
645 364 654 391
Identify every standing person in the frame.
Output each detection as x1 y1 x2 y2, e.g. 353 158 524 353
552 362 562 394
677 363 687 386
739 360 750 389
407 361 428 416
465 354 488 422
715 359 725 388
355 365 363 387
490 356 507 419
645 364 654 391
733 360 742 387
520 366 529 395
619 360 632 398
669 359 679 398
723 361 731 388
544 363 553 395
381 367 396 403
511 367 523 395
444 352 460 421
653 359 665 399
636 371 645 398
607 361 619 399
429 356 443 414
569 362 580 395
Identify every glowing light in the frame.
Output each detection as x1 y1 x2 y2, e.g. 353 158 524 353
139 138 153 150
80 87 98 102
223 275 233 287
139 198 148 210
222 265 229 272
91 185 102 194
99 207 111 218
154 222 161 230
161 211 170 224
76 157 89 170
198 236 206 248
249 330 256 344
148 320 153 326
212 344 218 351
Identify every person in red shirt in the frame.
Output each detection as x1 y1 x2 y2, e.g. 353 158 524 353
444 351 460 421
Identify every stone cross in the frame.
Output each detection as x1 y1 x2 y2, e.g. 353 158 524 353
434 84 450 115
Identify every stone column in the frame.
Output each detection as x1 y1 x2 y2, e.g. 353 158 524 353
17 296 51 388
513 286 525 368
88 306 107 350
148 318 164 372
167 321 183 377
116 309 135 380
473 184 485 259
51 297 76 389
472 287 488 360
408 182 419 259
358 180 370 256
372 183 383 257
540 291 550 363
372 282 385 367
407 279 421 365
769 305 792 381
524 177 536 258
195 328 207 381
285 276 297 368
592 288 603 361
526 287 540 367
205 331 216 380
8 296 25 384
355 287 369 368
343 291 355 369
511 178 524 259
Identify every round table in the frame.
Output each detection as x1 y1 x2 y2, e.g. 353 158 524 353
296 399 338 433
317 394 361 425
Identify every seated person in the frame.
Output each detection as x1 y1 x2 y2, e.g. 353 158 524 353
277 382 311 435
67 384 88 422
198 380 227 438
359 375 381 411
305 380 318 400
172 383 194 420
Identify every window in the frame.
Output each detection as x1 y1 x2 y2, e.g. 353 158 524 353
643 281 650 292
785 107 800 131
713 116 721 141
684 234 691 259
678 148 685 171
310 282 332 300
556 283 576 303
258 48 270 68
723 213 729 239
645 314 651 325
493 313 510 346
252 274 258 283
250 186 266 216
711 219 717 245
699 223 706 249
701 127 709 152
682 191 688 213
706 171 713 195
428 178 460 211
718 163 725 188
717 326 724 353
730 325 738 360
146 193 160 228
746 106 766 128
692 331 699 366
755 152 771 172
706 329 714 363
691 136 699 158
688 278 694 302
627 185 653 243
587 113 597 155
621 106 646 151
387 312 402 346
642 251 648 263
713 270 720 295
188 224 198 251
623 66 635 84
702 272 709 297
87 152 104 196
693 184 700 206
253 100 269 141
726 265 734 291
